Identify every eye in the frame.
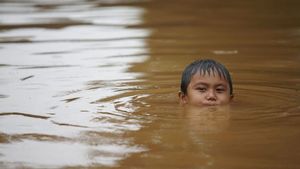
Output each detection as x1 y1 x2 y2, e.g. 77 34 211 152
196 87 206 92
216 87 225 93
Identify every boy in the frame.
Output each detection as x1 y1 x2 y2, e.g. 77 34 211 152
179 59 234 107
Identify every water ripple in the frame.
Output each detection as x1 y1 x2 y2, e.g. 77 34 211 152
232 84 300 122
0 112 50 119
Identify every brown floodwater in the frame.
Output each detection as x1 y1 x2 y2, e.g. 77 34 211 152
0 0 300 168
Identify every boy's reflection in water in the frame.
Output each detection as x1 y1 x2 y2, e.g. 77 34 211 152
183 105 230 135
176 59 234 165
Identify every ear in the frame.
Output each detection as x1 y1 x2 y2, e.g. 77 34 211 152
230 94 234 101
178 91 188 105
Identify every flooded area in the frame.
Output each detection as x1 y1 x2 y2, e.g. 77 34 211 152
0 0 300 168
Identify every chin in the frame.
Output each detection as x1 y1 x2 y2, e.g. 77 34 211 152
201 103 219 106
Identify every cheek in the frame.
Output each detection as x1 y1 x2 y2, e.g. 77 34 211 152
187 92 205 102
218 94 231 103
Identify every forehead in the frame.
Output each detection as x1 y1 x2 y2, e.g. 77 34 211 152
189 72 228 85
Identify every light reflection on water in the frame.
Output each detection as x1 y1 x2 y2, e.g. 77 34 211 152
0 1 150 168
0 140 146 167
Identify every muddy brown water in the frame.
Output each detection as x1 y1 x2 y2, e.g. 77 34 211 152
0 0 300 168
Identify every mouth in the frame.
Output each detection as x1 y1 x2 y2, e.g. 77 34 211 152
202 102 218 106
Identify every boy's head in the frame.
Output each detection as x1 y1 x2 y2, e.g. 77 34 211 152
179 59 233 106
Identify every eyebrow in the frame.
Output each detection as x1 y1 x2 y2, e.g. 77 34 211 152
191 82 209 88
192 82 228 88
193 82 208 86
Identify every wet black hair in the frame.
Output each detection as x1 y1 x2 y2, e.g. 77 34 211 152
180 59 233 95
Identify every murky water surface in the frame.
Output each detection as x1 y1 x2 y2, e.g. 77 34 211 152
1 0 300 168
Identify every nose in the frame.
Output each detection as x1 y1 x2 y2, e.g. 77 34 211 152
206 89 216 101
